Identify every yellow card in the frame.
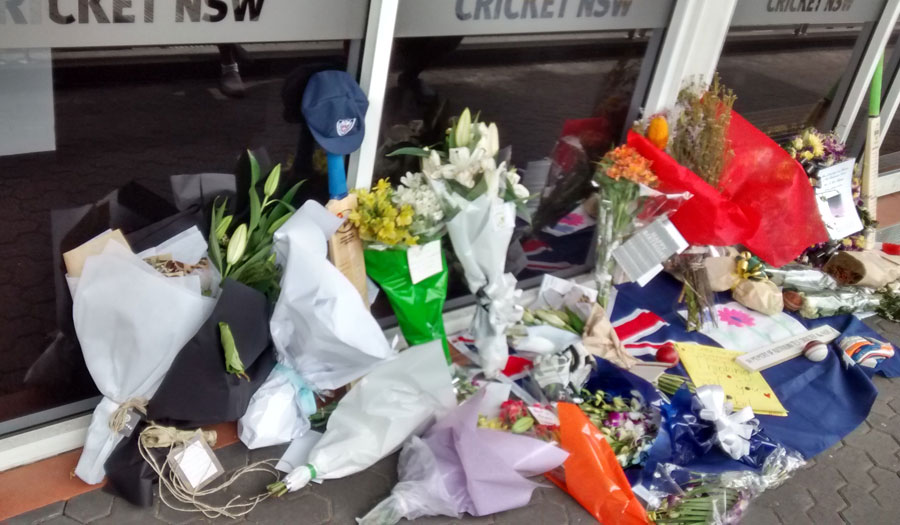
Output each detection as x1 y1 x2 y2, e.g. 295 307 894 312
675 342 788 417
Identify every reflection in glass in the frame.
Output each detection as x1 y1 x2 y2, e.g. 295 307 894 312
0 44 347 428
373 34 650 308
718 25 862 142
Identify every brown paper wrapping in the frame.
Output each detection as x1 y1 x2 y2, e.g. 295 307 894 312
823 251 900 289
582 304 640 369
704 256 740 292
733 279 783 316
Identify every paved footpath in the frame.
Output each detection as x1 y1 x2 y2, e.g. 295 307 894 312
8 316 900 525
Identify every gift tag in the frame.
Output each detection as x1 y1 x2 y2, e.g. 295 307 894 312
492 202 515 231
117 408 142 438
407 240 443 284
613 217 688 285
167 436 224 492
528 405 560 426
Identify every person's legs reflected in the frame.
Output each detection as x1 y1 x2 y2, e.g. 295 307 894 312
218 44 246 98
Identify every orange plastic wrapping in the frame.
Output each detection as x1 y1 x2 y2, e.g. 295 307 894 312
627 111 827 267
546 403 650 525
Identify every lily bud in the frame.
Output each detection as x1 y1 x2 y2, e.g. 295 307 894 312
215 215 233 243
264 164 281 198
487 122 500 157
226 223 248 265
455 108 472 148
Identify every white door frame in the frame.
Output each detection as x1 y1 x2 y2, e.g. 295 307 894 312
644 0 738 115
347 0 399 190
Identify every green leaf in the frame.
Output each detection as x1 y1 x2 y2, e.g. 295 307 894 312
219 322 249 380
269 181 304 224
267 211 294 235
248 186 261 236
229 241 273 281
386 147 433 158
208 198 226 274
565 307 585 334
248 150 261 187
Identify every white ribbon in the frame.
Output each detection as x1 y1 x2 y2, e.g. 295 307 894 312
695 385 758 460
473 273 523 378
483 273 523 326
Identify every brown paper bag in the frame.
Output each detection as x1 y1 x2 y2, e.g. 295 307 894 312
704 256 740 292
582 304 639 369
733 279 783 316
62 229 130 277
823 251 900 289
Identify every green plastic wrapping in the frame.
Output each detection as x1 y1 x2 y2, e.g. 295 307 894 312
364 247 450 362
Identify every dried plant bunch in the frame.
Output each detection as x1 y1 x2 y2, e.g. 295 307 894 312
670 74 736 190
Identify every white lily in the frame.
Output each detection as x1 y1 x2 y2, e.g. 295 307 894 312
455 108 472 148
487 122 500 157
422 149 455 181
448 146 485 188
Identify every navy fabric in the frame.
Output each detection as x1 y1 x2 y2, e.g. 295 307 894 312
301 71 368 155
610 274 887 461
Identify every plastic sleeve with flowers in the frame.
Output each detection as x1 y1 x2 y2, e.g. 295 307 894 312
425 110 529 377
592 145 661 307
444 191 522 377
350 176 451 360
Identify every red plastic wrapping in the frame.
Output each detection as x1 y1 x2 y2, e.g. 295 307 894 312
627 111 827 267
546 403 649 525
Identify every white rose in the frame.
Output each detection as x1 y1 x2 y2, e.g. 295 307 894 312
506 170 521 186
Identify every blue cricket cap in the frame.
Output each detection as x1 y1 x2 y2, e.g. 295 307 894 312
301 70 369 155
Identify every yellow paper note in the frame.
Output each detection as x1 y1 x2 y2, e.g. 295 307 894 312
675 342 788 417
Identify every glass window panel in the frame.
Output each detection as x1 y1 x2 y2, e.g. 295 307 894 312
718 24 865 142
369 31 654 318
0 42 350 430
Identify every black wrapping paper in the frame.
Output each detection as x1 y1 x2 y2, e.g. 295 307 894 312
147 278 276 426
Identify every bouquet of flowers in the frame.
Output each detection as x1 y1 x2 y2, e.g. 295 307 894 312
784 128 874 265
577 387 658 468
477 399 561 442
348 176 450 359
592 144 659 307
785 127 846 175
393 108 529 377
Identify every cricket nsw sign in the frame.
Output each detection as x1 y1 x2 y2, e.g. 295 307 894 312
395 0 674 37
0 0 366 48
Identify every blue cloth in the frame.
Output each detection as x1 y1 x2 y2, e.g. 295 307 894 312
611 274 883 461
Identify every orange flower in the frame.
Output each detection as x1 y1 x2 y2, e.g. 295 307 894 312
600 145 657 186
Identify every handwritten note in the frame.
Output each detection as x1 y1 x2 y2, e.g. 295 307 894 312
675 343 788 417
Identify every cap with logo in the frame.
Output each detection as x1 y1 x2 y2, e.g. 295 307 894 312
301 70 369 155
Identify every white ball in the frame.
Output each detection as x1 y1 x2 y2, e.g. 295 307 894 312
803 342 829 362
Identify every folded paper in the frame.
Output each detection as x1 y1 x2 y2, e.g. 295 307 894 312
270 200 395 390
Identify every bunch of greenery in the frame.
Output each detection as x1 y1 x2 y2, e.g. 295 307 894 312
209 151 303 302
669 74 736 190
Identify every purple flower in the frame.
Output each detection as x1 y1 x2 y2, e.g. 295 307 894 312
605 412 626 427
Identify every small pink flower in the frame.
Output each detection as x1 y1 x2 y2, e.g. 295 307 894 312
718 307 755 328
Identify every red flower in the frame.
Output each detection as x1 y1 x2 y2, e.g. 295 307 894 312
499 400 527 425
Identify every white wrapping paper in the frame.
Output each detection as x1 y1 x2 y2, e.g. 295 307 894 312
73 241 214 484
282 340 456 491
445 194 522 377
270 201 395 391
238 364 317 449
